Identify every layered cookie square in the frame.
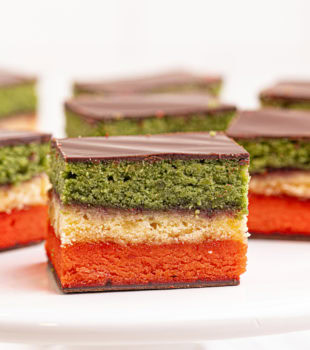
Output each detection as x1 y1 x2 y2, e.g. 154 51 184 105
46 133 249 293
0 70 37 130
65 94 236 137
260 81 310 110
0 130 51 251
227 108 310 239
74 70 222 97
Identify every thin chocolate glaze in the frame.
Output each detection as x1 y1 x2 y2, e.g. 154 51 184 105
260 82 310 102
227 109 310 139
0 130 51 147
74 70 222 95
65 94 236 121
52 132 249 163
0 69 36 87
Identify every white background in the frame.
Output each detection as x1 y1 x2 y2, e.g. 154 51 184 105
0 0 310 135
1 1 310 348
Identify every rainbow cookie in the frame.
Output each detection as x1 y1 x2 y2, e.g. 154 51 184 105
0 70 37 130
228 108 310 239
260 81 310 110
0 130 50 251
46 133 249 292
74 70 223 97
65 94 236 137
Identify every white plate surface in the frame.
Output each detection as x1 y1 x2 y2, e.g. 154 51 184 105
0 239 310 345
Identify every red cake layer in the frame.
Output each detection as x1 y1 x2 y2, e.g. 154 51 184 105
46 225 247 290
248 193 310 236
0 205 48 250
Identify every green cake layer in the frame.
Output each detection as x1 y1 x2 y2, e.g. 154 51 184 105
260 98 310 110
237 138 310 174
65 110 235 137
0 142 50 185
0 83 37 119
50 150 249 213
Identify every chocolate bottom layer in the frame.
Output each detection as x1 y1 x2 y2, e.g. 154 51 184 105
48 260 239 294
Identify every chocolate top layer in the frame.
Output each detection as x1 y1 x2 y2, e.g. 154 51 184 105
0 70 36 88
52 132 249 163
0 130 51 147
65 94 235 121
74 70 222 94
227 108 310 139
260 81 310 102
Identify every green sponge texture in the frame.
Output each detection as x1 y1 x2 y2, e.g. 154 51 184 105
50 149 249 213
260 97 310 110
0 83 37 119
0 143 50 185
237 138 310 174
65 110 235 137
